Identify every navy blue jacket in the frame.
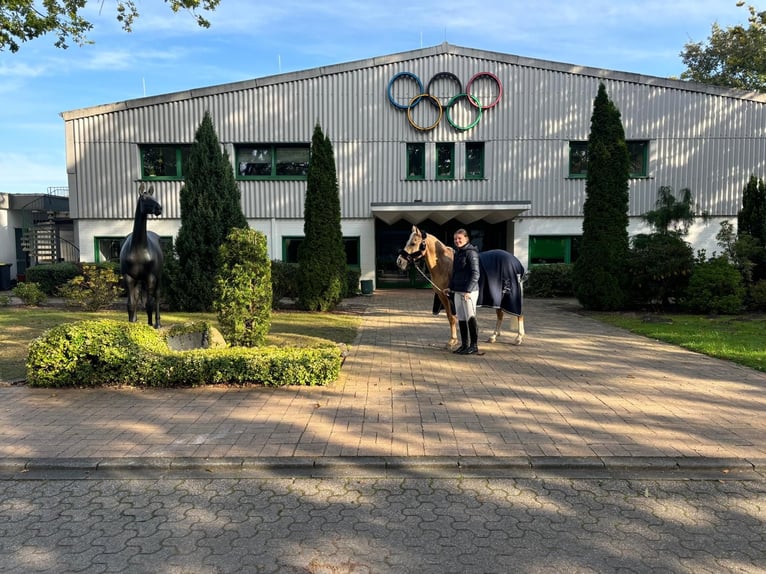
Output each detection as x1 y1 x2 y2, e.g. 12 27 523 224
449 243 480 293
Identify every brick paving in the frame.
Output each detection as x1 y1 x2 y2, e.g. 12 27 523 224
1 289 765 463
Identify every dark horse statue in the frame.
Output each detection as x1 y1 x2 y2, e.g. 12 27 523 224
120 183 164 328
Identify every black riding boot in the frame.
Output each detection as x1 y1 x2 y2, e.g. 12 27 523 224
453 321 468 354
464 317 479 355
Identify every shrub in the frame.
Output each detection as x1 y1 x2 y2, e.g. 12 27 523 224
25 262 80 295
58 264 122 311
12 282 46 306
684 256 745 314
213 228 272 347
26 319 342 388
0 294 9 306
271 260 300 307
345 268 361 297
626 233 694 308
749 279 766 311
525 264 573 297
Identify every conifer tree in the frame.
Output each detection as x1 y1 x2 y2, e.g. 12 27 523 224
297 123 346 311
573 83 630 310
737 175 766 281
170 111 248 311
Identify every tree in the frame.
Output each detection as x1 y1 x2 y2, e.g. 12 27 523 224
736 175 766 282
169 110 248 312
642 186 699 236
213 228 272 347
572 83 630 311
626 186 700 308
0 0 220 53
680 3 766 91
297 123 346 311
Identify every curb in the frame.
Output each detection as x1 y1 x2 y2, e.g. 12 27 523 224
1 456 764 480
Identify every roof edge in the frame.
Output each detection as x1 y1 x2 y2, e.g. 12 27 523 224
60 42 766 120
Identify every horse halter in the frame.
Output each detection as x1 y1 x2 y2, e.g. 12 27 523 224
398 231 427 266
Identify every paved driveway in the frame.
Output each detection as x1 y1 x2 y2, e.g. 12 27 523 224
0 290 765 464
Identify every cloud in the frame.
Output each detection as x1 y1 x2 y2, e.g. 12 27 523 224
0 152 67 194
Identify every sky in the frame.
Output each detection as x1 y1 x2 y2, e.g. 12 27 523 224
0 0 755 195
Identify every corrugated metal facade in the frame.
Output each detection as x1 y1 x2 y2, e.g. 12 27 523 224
63 42 766 237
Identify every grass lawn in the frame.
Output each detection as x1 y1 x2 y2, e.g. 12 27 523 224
0 306 361 383
594 311 766 372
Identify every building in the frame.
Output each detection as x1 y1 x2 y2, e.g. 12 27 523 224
0 189 74 286
61 43 766 288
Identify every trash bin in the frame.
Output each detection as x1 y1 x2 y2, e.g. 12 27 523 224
0 264 11 291
360 279 373 295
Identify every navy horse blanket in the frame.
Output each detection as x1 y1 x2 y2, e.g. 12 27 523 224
477 249 525 317
432 249 525 316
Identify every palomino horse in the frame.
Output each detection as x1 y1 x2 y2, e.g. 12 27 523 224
396 226 525 347
120 183 164 328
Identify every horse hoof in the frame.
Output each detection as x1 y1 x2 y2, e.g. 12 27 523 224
486 336 497 344
512 337 523 346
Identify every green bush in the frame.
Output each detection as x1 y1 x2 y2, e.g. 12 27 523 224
26 319 342 388
12 282 46 306
525 264 573 297
271 260 300 306
26 262 80 295
748 279 766 311
684 256 745 314
213 228 272 347
626 233 694 308
0 294 10 306
345 268 361 297
58 264 122 311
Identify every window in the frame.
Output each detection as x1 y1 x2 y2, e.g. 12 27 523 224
406 143 425 180
282 236 361 268
435 142 454 180
568 140 649 178
465 142 484 179
236 144 310 179
568 142 588 178
94 236 173 263
140 145 191 180
529 236 581 266
627 141 649 177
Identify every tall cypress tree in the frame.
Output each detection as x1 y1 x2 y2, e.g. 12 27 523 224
573 83 631 310
297 123 346 311
737 175 766 281
170 111 248 311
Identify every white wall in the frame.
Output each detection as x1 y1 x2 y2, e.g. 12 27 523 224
513 215 734 270
76 217 379 284
0 194 18 278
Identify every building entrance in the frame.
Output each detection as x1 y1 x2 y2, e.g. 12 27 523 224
374 218 507 288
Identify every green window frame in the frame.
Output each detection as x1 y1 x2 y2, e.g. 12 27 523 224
568 140 649 178
465 142 485 179
282 236 361 268
236 144 310 180
406 143 425 180
435 142 455 180
94 236 173 263
529 235 582 266
627 141 649 177
568 141 588 178
140 145 191 180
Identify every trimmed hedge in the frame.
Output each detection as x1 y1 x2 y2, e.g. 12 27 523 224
26 262 80 295
26 319 342 388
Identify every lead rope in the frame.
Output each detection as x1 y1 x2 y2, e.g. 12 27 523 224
413 259 445 293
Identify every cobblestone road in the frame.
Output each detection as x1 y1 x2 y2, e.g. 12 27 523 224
1 476 764 574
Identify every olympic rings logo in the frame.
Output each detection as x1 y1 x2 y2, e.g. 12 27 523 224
387 71 502 131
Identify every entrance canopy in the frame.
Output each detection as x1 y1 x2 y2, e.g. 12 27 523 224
371 201 531 225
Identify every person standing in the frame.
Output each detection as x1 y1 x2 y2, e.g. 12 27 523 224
444 228 480 355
